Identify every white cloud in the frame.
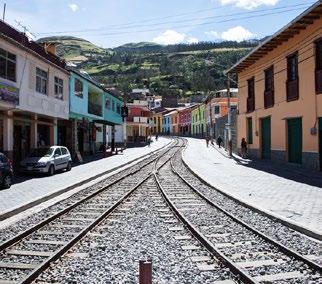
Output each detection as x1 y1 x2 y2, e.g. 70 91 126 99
221 26 255 42
153 30 186 45
219 0 278 9
68 3 79 12
205 30 220 39
187 37 199 44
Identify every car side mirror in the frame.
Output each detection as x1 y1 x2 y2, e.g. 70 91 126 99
54 154 59 158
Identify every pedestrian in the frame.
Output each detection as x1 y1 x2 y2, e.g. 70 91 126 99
147 138 151 147
206 136 210 147
156 133 159 141
217 136 223 148
241 138 247 158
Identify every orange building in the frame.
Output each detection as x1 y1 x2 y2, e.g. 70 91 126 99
228 2 322 171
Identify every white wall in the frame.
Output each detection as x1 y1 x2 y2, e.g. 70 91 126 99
107 125 123 144
0 39 69 119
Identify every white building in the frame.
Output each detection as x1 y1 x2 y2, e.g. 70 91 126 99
0 21 69 164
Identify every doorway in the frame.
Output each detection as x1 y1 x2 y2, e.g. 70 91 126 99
13 124 31 166
261 117 271 159
319 118 322 170
77 129 84 154
287 118 302 164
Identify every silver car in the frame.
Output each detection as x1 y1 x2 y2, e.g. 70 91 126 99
20 146 72 175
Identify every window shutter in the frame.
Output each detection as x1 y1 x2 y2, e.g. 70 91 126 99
29 62 36 90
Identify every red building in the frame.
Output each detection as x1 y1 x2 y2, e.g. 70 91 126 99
126 104 151 143
178 106 194 136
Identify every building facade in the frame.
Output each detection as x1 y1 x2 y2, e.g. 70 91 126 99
228 2 322 170
191 104 205 137
0 21 69 165
178 106 192 136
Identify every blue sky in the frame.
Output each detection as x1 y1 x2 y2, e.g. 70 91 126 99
1 0 317 48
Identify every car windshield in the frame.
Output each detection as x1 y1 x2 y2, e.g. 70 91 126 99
29 148 54 158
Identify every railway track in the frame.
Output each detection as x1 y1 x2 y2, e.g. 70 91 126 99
155 144 322 284
0 139 182 284
1 137 321 283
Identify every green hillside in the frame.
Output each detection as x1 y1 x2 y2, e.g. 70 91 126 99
39 36 257 98
37 36 113 63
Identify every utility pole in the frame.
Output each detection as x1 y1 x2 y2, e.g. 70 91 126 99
2 3 6 21
226 73 232 158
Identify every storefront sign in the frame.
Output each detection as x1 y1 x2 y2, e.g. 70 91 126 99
0 82 19 105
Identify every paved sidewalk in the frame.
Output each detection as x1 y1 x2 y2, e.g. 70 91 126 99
0 137 170 216
183 138 322 235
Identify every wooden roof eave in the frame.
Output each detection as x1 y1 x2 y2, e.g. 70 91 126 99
226 1 322 74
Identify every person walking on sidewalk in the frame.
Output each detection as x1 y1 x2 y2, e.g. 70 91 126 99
217 136 223 148
206 136 210 147
241 138 247 158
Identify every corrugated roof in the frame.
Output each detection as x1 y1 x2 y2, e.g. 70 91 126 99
227 1 322 74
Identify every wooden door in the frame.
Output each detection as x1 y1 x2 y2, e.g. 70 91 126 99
261 117 271 159
288 118 302 164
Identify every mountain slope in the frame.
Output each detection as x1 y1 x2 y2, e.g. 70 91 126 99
38 36 113 63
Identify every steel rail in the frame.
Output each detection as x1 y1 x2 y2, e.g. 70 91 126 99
153 171 259 284
0 139 182 284
19 139 185 284
169 154 322 274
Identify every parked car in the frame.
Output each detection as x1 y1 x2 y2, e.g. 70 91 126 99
0 152 13 188
20 146 72 175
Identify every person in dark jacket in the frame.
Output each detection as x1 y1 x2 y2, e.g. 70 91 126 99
241 138 247 158
217 136 223 148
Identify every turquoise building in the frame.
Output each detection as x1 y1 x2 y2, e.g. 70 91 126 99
58 68 123 157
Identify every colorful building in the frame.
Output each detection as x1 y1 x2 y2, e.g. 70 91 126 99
64 68 123 157
191 104 206 137
0 21 69 165
228 2 322 170
178 106 193 136
205 89 238 139
126 101 151 143
151 107 167 134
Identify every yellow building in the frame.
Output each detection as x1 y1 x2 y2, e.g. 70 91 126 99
228 2 322 171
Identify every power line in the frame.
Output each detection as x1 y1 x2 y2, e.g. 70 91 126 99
36 2 314 37
235 26 322 90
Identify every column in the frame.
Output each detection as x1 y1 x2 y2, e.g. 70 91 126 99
49 118 58 145
30 114 38 149
71 119 78 156
3 111 14 160
111 125 115 152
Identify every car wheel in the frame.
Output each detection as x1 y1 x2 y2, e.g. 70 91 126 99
66 162 72 171
48 165 55 176
2 175 12 189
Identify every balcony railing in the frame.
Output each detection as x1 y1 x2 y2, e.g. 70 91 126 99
264 90 274 108
286 79 299 101
133 117 148 123
247 96 255 113
316 70 322 94
88 102 102 116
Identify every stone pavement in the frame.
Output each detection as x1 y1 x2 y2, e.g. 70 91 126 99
183 137 322 235
0 137 170 217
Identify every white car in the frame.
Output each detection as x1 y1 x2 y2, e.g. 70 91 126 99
20 146 72 175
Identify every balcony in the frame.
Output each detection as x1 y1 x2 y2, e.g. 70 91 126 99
247 96 255 113
316 70 322 94
88 101 102 117
264 90 274 108
286 79 299 101
133 117 148 123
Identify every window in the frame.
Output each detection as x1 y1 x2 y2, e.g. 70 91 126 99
0 48 16 82
54 77 63 100
264 66 274 108
247 77 255 113
315 39 322 93
112 100 115 111
116 104 121 114
287 54 298 82
61 147 68 155
36 68 48 94
214 106 220 114
74 78 83 98
105 98 110 109
247 117 253 144
54 148 61 156
287 52 299 101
